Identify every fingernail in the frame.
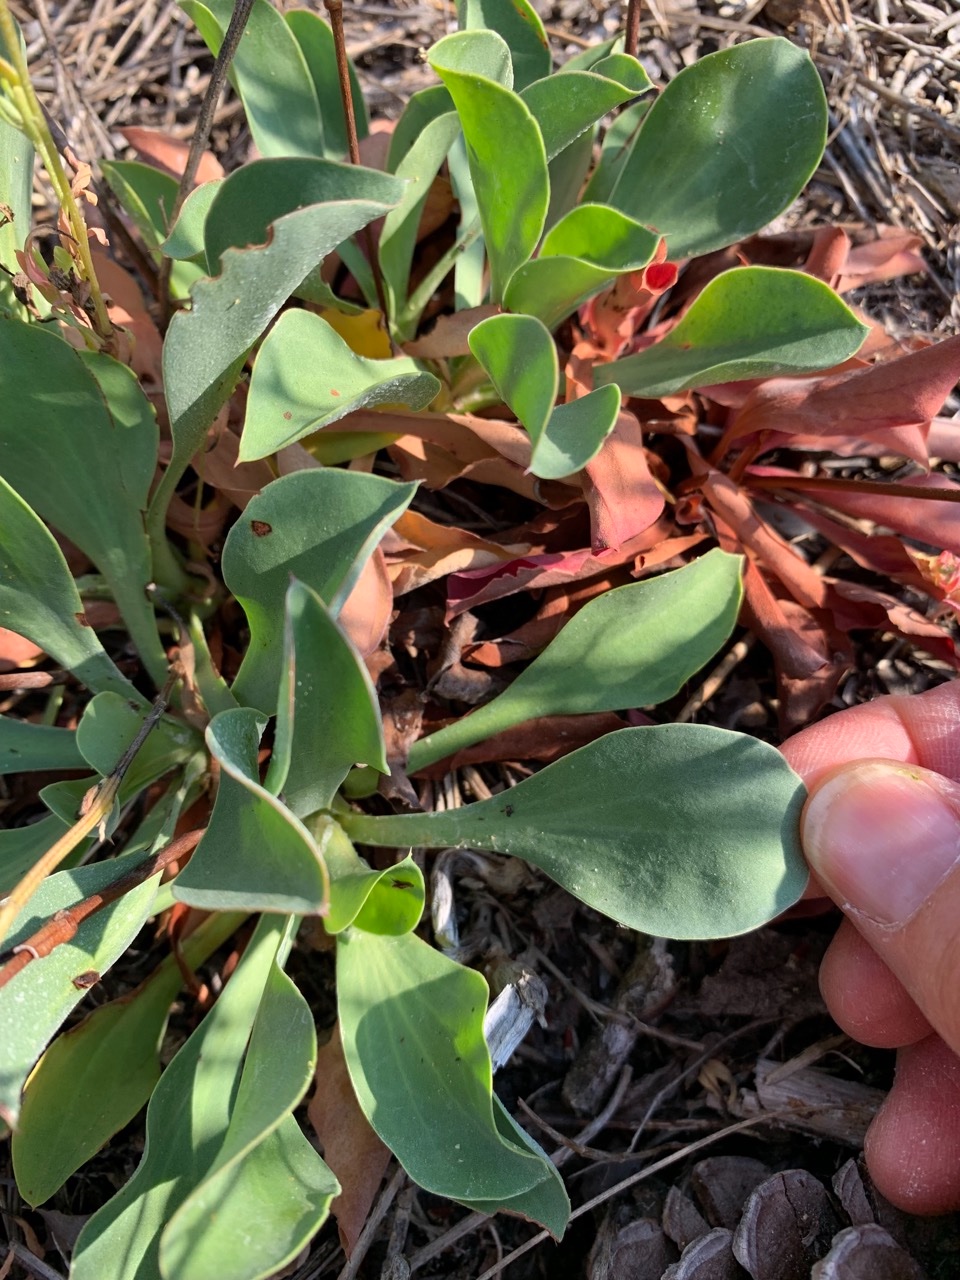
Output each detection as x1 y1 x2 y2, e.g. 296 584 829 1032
802 762 960 925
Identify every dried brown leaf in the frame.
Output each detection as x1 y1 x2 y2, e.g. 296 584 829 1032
307 1023 392 1258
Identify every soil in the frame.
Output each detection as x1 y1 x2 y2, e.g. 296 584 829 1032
4 1 960 1278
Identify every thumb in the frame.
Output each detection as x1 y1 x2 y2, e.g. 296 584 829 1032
802 760 960 1057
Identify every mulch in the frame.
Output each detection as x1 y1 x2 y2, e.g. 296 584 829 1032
6 1 960 1278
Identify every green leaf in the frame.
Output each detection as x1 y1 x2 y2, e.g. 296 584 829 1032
504 202 658 330
544 125 595 231
532 385 622 479
186 612 238 719
101 161 204 298
379 109 461 322
429 31 548 303
456 0 550 90
338 928 568 1232
182 0 324 158
581 98 652 206
522 60 652 161
160 931 336 1280
202 159 401 276
285 9 368 159
172 708 328 914
240 311 440 461
313 817 424 936
167 1117 337 1280
610 38 827 259
408 549 743 771
344 724 809 939
0 817 84 896
222 469 415 713
469 313 556 444
76 692 199 790
0 475 136 699
594 267 870 397
0 320 166 684
467 313 621 478
101 160 176 250
160 179 222 261
0 857 161 1127
0 717 84 775
387 84 454 171
71 917 301 1280
447 138 485 314
267 581 387 817
149 162 403 542
12 911 244 1207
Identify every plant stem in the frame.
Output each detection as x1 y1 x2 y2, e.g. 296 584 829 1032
746 474 960 503
397 218 483 343
0 672 177 949
323 0 392 332
624 0 642 58
0 0 112 342
158 0 256 326
0 827 214 991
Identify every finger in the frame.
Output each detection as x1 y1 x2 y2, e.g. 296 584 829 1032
802 759 960 1058
865 1035 960 1215
783 682 957 901
819 919 932 1049
781 679 960 789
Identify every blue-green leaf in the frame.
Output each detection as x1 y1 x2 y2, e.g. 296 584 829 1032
344 725 809 940
338 928 568 1232
240 311 440 461
594 267 870 396
172 708 328 914
222 469 415 713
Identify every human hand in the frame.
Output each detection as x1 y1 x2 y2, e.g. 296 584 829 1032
782 680 960 1215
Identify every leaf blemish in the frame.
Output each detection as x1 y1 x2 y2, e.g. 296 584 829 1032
329 389 340 397
283 411 292 420
75 611 90 627
250 520 273 537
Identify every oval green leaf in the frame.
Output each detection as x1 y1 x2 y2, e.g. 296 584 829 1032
379 109 461 322
313 817 424 936
0 475 136 699
610 38 827 258
222 469 416 713
408 548 742 771
457 0 550 90
12 911 243 1206
240 311 440 461
429 31 548 303
0 857 162 1127
285 9 369 159
338 928 568 1231
183 0 324 158
468 311 557 460
172 708 328 914
594 267 870 397
72 918 316 1280
267 580 388 817
0 321 165 684
150 164 403 543
344 724 809 939
504 202 658 330
160 933 336 1280
521 60 651 162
